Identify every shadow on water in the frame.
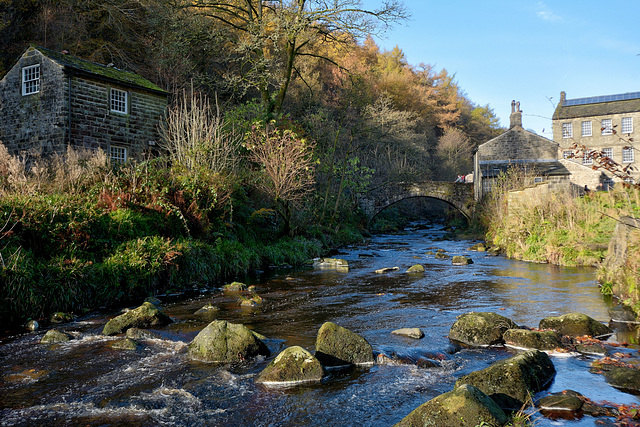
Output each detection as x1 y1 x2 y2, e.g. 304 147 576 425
1 225 638 426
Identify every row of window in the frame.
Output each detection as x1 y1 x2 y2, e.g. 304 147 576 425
562 117 634 138
22 64 129 114
563 147 635 164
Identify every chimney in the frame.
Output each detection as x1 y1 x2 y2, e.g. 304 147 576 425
560 91 566 106
510 100 522 128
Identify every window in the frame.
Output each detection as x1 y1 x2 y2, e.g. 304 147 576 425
110 88 128 114
622 117 633 134
22 64 40 95
562 123 573 138
562 150 573 159
623 147 634 163
583 151 593 165
534 177 543 183
109 146 127 163
602 148 613 159
581 121 592 137
602 177 615 191
602 119 613 135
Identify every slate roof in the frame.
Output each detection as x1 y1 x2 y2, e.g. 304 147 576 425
479 160 570 178
34 45 168 95
553 92 640 120
476 126 559 162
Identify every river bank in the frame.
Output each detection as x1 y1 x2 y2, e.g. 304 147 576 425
1 226 638 426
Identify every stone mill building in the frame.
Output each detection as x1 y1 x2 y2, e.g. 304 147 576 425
474 101 570 200
0 45 169 162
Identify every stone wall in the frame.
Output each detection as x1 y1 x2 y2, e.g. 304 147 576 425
0 48 67 155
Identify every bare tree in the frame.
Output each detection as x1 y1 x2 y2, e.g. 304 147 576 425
436 127 473 180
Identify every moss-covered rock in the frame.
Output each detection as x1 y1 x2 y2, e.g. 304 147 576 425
187 320 269 363
102 302 172 336
50 312 74 324
407 264 425 273
391 328 425 339
194 303 220 320
313 258 349 271
539 313 612 338
125 327 161 340
602 366 640 393
315 321 375 367
455 350 556 411
469 242 487 252
239 294 263 307
256 346 324 385
394 384 508 427
435 252 449 260
449 312 518 347
537 390 584 412
110 338 140 350
40 329 73 344
223 282 247 293
503 329 563 351
452 255 473 265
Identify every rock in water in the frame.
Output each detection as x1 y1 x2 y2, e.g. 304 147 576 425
188 320 269 363
455 350 556 411
315 321 375 367
40 329 73 344
391 328 425 339
256 346 324 385
503 329 564 351
110 338 140 350
222 282 248 292
452 255 473 265
406 265 425 273
394 384 507 427
539 312 612 338
102 302 172 336
449 312 518 347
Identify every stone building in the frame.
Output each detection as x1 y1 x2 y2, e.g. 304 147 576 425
552 91 640 188
0 45 168 161
474 101 570 200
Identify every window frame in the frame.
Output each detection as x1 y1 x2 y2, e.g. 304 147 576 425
602 148 613 159
583 151 593 165
562 122 573 138
109 146 127 163
110 88 128 114
22 64 40 96
602 118 613 135
622 117 633 134
581 121 592 137
562 150 573 159
622 147 634 163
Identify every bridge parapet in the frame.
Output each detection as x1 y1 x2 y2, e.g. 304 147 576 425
359 181 474 221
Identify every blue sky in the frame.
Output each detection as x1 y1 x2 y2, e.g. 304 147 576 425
362 0 640 138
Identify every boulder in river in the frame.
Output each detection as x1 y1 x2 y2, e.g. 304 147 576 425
40 329 73 344
256 346 324 385
391 328 425 339
315 321 375 367
110 338 140 351
394 383 508 427
468 242 487 252
455 350 556 411
50 312 74 324
452 255 473 266
102 302 172 336
375 267 399 274
608 305 638 324
406 264 425 273
223 282 247 293
503 329 564 351
194 303 220 320
313 258 349 272
188 320 269 363
536 390 584 412
539 312 612 338
449 312 518 347
126 327 161 340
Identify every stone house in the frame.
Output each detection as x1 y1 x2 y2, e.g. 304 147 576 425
0 45 168 162
474 101 570 200
552 91 640 188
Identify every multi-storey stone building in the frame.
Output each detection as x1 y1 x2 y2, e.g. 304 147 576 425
474 101 570 200
0 45 168 161
552 91 640 188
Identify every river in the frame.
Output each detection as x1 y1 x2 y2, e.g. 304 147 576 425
1 224 638 426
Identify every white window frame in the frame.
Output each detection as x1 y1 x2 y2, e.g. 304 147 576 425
581 121 592 137
602 118 613 135
602 148 613 159
562 122 573 138
583 151 593 165
22 64 40 95
562 150 573 159
110 88 128 114
109 146 127 163
622 147 634 163
622 117 633 134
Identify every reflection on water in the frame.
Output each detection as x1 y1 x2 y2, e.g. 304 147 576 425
1 226 638 426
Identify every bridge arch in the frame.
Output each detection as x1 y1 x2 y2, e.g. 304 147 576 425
359 182 475 223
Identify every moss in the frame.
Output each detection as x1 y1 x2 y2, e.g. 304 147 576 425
314 321 374 366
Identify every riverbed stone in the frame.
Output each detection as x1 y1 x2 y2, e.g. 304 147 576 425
50 312 74 324
126 327 161 340
110 338 140 350
469 242 487 251
435 252 449 259
102 302 172 336
539 313 612 338
503 329 563 351
394 384 508 427
601 365 640 393
609 305 638 324
392 328 425 339
537 390 584 412
223 282 247 293
40 329 73 344
455 350 556 411
194 303 220 318
449 312 518 347
406 264 425 273
26 320 40 331
256 346 324 385
452 255 473 266
313 258 349 271
239 294 263 307
315 321 375 367
375 267 399 273
187 320 269 363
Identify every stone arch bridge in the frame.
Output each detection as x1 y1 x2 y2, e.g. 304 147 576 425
359 181 475 222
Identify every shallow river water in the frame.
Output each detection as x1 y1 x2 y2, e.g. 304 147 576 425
1 225 639 426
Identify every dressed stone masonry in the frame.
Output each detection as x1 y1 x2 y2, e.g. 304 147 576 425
0 45 168 160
